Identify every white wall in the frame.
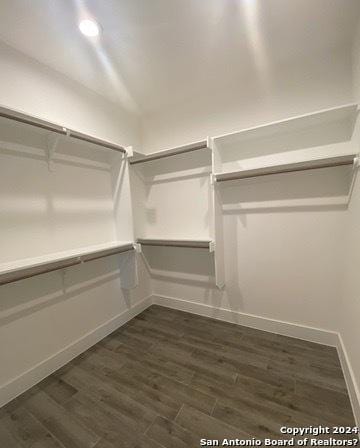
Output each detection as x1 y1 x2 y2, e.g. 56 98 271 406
352 22 360 102
149 179 347 334
0 40 140 147
339 167 360 423
338 21 360 423
141 50 353 152
0 42 151 406
0 150 116 263
131 150 212 240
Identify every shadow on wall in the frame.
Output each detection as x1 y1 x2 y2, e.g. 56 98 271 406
132 149 211 194
219 165 352 218
141 245 225 308
220 216 245 314
0 118 114 172
142 245 214 281
134 149 212 178
211 163 349 326
0 150 116 264
111 152 129 223
0 252 137 327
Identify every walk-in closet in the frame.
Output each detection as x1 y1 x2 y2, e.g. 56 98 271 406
1 1 360 446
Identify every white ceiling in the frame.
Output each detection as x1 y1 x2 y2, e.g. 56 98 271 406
0 0 359 114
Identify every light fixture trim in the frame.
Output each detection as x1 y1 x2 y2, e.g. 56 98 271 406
79 19 101 37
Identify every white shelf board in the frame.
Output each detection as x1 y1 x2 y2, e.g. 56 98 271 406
211 104 359 175
214 153 357 182
0 241 134 285
213 103 358 146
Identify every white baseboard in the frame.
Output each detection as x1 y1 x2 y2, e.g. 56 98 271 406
152 294 338 346
336 334 360 427
0 295 152 408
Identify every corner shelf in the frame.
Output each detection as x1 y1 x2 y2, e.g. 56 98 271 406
130 140 222 287
0 241 134 286
130 140 214 251
130 140 209 165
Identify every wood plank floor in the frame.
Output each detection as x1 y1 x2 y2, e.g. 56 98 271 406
0 305 356 448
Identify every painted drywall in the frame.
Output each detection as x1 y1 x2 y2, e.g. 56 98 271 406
339 172 360 423
0 151 116 263
0 40 140 148
353 22 360 103
147 193 347 334
141 50 353 152
338 23 360 422
0 42 151 405
131 150 212 240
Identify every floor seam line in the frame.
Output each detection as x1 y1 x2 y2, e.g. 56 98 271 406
174 403 184 423
210 397 218 416
23 405 72 448
143 413 160 436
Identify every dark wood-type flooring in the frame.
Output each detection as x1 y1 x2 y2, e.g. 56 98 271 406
0 305 356 447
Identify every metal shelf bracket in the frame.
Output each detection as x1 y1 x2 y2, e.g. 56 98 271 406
210 173 216 185
133 243 142 253
125 146 133 158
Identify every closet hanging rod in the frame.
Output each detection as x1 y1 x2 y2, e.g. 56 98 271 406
0 106 66 135
67 130 126 153
215 154 357 183
130 140 208 165
0 243 134 286
137 238 212 249
0 105 126 154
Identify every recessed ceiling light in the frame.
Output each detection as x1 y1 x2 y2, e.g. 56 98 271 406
79 19 101 37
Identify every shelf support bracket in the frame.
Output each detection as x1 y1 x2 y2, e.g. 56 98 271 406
210 173 216 185
348 155 360 205
133 243 142 253
125 146 133 158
